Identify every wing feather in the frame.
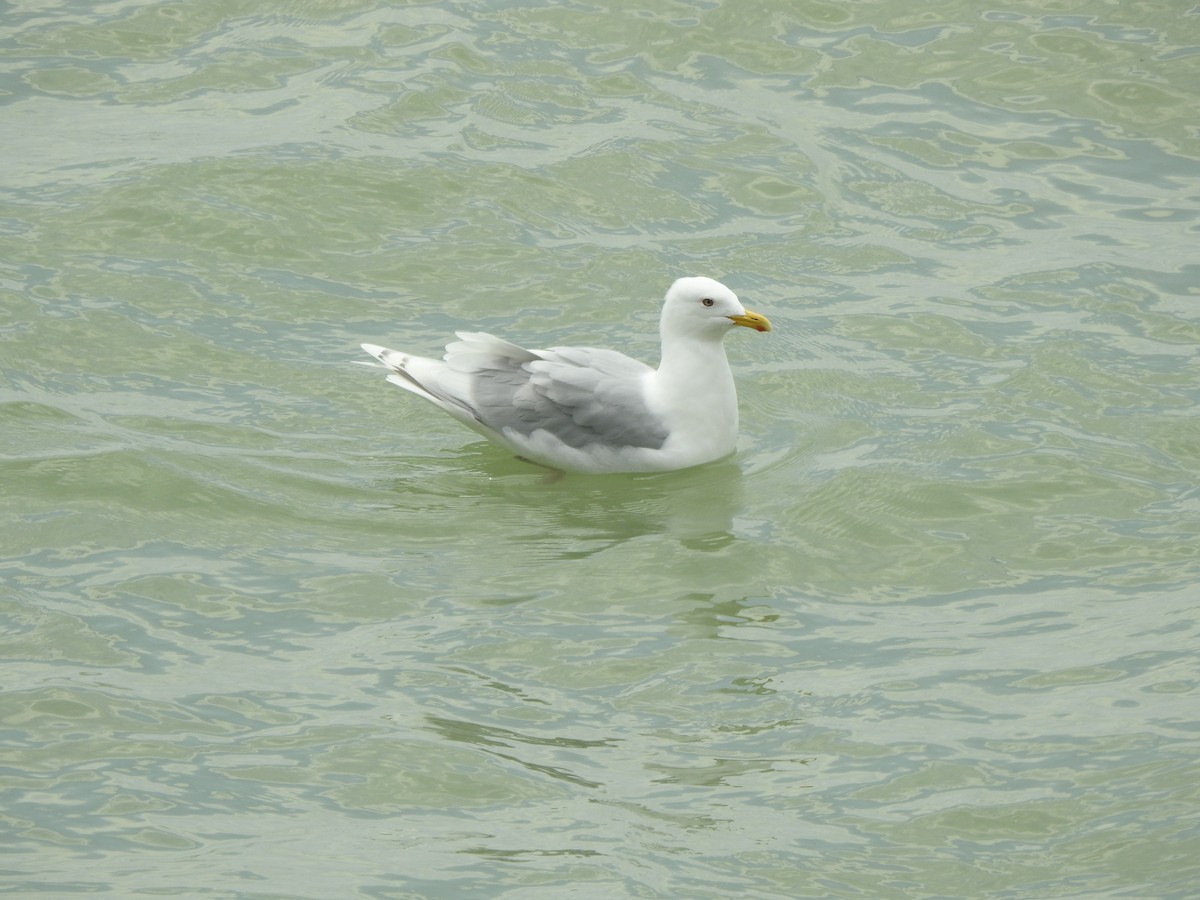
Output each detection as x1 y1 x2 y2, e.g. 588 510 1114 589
444 336 667 450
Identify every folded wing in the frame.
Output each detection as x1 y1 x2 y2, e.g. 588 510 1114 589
447 333 668 451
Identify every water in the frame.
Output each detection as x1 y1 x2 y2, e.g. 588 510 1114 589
3 1 1199 897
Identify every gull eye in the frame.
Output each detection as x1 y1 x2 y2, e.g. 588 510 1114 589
701 297 714 308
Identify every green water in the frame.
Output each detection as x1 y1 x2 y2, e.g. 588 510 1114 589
2 1 1198 897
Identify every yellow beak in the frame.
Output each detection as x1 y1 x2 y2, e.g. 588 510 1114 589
728 310 772 333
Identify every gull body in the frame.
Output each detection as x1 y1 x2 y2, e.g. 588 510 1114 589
360 276 771 474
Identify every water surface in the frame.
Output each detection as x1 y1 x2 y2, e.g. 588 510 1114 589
2 1 1198 897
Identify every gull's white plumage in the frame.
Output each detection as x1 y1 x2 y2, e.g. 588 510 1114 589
360 276 771 474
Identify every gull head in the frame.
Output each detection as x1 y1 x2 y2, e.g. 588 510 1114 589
660 276 772 340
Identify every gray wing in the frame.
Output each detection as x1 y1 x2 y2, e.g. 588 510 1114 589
446 333 669 450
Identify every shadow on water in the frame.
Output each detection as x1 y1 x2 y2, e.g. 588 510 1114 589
384 444 747 552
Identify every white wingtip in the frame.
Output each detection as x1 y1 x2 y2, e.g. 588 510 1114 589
361 343 410 371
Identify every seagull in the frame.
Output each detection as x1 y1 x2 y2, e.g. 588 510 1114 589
359 276 771 474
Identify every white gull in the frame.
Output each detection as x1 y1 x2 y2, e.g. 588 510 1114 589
359 276 771 473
